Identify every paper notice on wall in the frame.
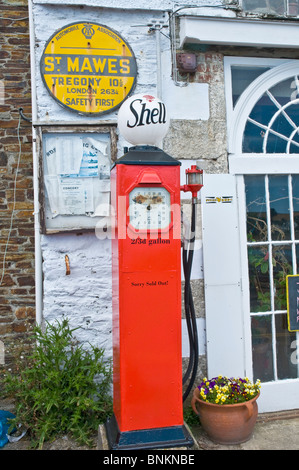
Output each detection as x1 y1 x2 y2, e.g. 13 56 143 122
81 137 110 179
78 148 99 177
58 178 110 216
93 192 110 217
45 177 111 217
84 178 94 213
85 137 108 156
44 137 57 176
56 136 83 175
44 175 60 217
43 133 111 219
59 177 85 215
91 179 110 217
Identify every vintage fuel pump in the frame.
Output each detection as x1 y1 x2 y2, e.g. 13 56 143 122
106 94 203 450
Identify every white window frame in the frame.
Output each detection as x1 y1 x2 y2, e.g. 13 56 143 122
225 58 299 175
224 57 299 411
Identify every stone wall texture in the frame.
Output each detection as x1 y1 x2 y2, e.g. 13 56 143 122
0 0 35 369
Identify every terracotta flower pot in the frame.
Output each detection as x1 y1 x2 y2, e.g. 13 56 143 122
191 387 259 445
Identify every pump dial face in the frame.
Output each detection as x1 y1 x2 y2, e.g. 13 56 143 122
129 187 171 230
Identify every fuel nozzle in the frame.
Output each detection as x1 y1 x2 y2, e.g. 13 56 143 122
181 162 203 202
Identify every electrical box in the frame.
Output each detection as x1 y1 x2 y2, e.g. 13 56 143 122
176 53 197 73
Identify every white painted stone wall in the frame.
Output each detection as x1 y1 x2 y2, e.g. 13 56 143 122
32 0 224 358
41 233 113 355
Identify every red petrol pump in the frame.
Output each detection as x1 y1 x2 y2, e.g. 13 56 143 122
105 94 203 450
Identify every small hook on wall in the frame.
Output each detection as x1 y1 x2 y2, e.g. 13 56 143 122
65 255 70 275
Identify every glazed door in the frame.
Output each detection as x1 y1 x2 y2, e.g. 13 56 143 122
223 58 299 411
238 174 299 412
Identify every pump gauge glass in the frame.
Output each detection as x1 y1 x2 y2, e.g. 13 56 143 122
129 187 171 230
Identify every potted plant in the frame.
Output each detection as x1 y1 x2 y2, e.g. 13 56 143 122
191 376 261 445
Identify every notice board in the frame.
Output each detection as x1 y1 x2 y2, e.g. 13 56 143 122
286 275 299 332
40 128 116 233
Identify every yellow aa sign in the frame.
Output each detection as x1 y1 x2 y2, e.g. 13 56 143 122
40 22 137 115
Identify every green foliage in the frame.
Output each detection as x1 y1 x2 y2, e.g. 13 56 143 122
183 406 200 428
1 318 113 449
248 246 292 312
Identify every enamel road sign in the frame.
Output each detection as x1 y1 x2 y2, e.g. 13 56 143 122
40 22 137 115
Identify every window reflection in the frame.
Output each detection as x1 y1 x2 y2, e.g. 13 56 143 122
242 77 299 154
232 66 270 107
245 175 267 242
251 315 274 382
243 0 287 15
292 175 299 239
272 245 292 310
269 175 291 241
246 175 299 382
248 245 271 312
275 314 297 379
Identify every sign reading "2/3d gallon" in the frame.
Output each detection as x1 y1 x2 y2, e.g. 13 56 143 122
40 22 137 115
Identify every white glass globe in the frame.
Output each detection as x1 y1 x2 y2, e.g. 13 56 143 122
117 94 170 146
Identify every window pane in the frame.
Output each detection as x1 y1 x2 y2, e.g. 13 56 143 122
231 66 270 107
245 175 267 242
289 132 299 154
242 77 299 153
243 120 264 153
243 0 283 13
296 244 299 273
248 246 271 312
276 314 297 379
269 77 294 106
272 245 292 310
292 175 299 239
251 315 274 382
265 113 293 153
243 93 277 153
250 92 277 126
269 175 291 241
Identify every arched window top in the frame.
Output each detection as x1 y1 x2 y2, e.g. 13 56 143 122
243 77 299 154
226 59 299 174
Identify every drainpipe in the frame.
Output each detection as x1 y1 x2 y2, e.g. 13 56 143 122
28 0 43 326
155 25 162 99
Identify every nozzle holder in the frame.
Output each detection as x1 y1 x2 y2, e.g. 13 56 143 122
181 165 203 199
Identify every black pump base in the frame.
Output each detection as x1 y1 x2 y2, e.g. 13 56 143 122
105 414 194 450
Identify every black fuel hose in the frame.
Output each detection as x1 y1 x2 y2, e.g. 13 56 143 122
182 201 199 402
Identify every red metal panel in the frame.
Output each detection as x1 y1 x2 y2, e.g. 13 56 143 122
111 163 182 432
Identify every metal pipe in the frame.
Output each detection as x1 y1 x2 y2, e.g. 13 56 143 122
28 0 43 326
155 26 162 99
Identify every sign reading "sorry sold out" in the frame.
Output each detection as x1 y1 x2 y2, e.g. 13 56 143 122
40 22 137 115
